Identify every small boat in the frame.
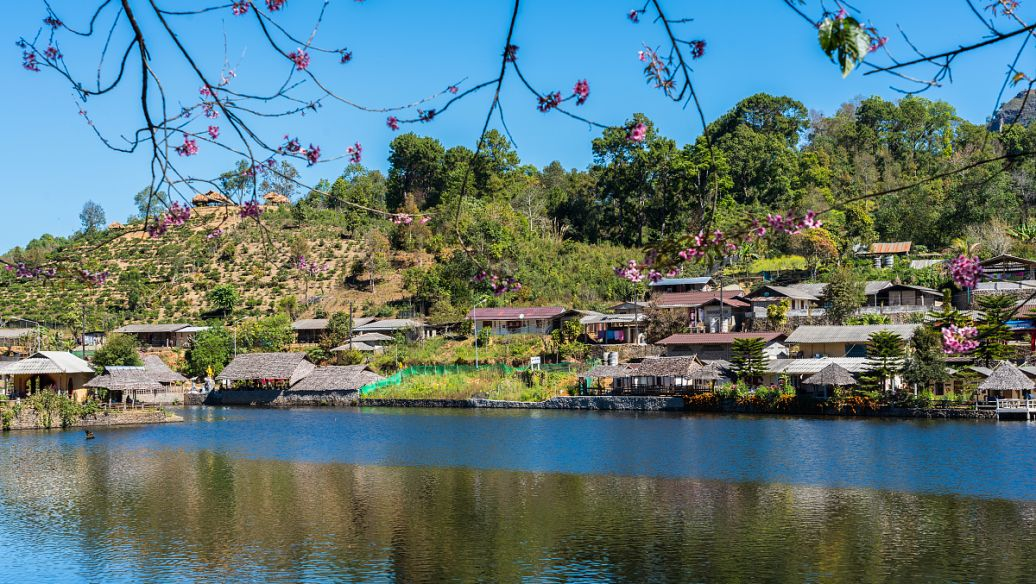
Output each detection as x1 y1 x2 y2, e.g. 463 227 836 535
84 430 95 440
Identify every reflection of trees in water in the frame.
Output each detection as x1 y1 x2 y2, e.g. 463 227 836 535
0 449 1033 581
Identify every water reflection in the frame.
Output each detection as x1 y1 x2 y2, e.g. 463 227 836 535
0 444 1034 582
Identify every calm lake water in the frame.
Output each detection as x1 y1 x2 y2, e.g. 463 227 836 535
1 407 1035 582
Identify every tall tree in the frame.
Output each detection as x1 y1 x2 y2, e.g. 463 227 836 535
79 200 106 233
386 133 446 210
901 327 947 393
731 337 768 387
822 265 865 324
863 330 905 392
975 294 1016 364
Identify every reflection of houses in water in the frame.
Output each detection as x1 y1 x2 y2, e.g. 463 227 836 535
1 351 95 402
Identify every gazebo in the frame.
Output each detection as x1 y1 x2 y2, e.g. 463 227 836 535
192 190 233 207
978 361 1035 400
802 363 857 399
263 191 290 206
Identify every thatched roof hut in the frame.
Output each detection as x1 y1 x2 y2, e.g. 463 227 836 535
192 190 234 207
263 191 290 205
633 356 704 378
85 367 163 393
803 363 857 387
143 355 188 384
978 361 1035 397
107 221 124 230
290 365 383 391
690 360 733 384
216 352 315 386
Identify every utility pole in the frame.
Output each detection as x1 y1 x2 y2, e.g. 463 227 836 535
348 302 354 351
81 304 88 359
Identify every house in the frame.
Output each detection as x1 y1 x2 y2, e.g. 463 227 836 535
85 366 163 403
353 318 427 341
289 365 383 391
613 355 705 395
656 332 787 360
0 351 96 402
263 191 290 206
113 324 200 348
579 363 636 394
654 291 751 332
977 361 1035 400
784 324 921 358
648 276 717 293
468 307 570 336
747 285 824 317
215 352 315 389
980 254 1036 281
292 317 376 344
142 355 188 388
865 241 912 267
608 301 651 314
859 282 941 314
580 313 647 344
763 358 872 392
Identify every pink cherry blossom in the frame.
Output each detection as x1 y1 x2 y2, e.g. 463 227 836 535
304 144 320 165
537 92 562 112
386 116 400 130
206 228 224 240
448 85 459 94
627 123 647 142
949 255 983 289
232 1 250 15
573 79 589 105
628 9 640 23
504 44 519 62
419 216 431 225
43 16 62 29
22 52 40 72
266 0 286 11
289 48 310 71
175 136 199 156
339 50 353 64
942 325 979 355
240 200 263 219
207 125 220 140
347 142 362 164
689 40 706 59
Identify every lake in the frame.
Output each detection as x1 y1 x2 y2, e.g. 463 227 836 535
0 407 1034 582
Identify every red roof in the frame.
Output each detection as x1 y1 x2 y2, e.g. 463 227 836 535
869 242 912 254
654 291 749 308
656 332 786 345
468 307 567 320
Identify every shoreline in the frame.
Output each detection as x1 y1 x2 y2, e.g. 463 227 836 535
3 408 182 432
195 389 997 419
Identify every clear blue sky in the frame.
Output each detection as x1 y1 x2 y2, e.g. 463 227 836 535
1 1 1027 251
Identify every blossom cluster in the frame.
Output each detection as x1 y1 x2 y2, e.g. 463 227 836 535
942 325 979 355
504 44 519 62
266 0 286 11
289 48 310 71
537 92 562 112
6 263 56 279
207 125 220 140
296 256 330 276
614 259 677 284
279 136 320 165
206 228 224 240
79 269 110 287
474 271 522 296
948 255 983 289
573 79 590 105
627 122 647 142
339 50 353 64
22 51 39 72
386 116 400 131
347 142 362 164
391 213 413 225
147 202 192 238
232 1 250 16
689 40 706 59
240 200 264 219
175 136 199 157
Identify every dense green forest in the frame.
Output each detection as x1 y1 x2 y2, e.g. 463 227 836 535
4 92 1036 326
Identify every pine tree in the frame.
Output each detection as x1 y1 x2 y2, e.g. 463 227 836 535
822 265 865 324
863 330 905 392
975 293 1015 365
731 337 767 387
902 327 947 392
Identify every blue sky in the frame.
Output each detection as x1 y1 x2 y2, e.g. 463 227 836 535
1 1 1029 251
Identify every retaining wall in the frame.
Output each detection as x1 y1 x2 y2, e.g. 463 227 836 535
205 389 359 407
6 408 180 431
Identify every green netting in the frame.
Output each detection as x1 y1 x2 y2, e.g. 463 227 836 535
359 362 577 395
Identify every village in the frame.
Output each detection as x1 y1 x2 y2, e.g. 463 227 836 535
3 242 1036 427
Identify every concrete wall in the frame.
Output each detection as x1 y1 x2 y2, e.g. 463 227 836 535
205 389 359 407
5 408 180 431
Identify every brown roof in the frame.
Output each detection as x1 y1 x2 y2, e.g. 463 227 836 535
468 307 567 320
289 365 383 391
657 332 785 346
85 368 164 392
802 363 857 386
580 364 635 379
654 291 749 308
869 242 912 254
114 324 191 334
143 355 188 384
633 356 704 377
978 361 1036 392
216 352 315 384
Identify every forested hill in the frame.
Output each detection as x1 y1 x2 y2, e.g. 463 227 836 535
3 92 1036 328
990 90 1036 129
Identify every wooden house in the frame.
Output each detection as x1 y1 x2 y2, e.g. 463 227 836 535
979 254 1036 281
580 313 647 344
613 355 705 395
656 332 787 361
112 324 202 348
1 351 96 402
654 291 751 332
648 276 717 293
784 324 921 358
289 365 383 392
468 307 571 336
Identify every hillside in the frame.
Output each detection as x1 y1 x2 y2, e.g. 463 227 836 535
0 205 420 327
990 90 1036 129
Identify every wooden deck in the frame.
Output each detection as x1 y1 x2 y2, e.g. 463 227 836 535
995 399 1036 419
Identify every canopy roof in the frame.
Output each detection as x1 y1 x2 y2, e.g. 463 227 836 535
803 363 857 386
0 351 94 375
978 361 1036 392
633 356 704 377
216 352 314 385
85 368 163 392
786 325 921 345
289 365 383 391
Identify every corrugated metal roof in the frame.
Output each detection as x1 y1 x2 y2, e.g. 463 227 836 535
468 307 566 320
654 291 749 308
869 242 912 254
785 324 921 344
0 328 34 340
767 358 871 374
114 324 191 334
580 314 646 325
648 277 715 287
0 351 94 375
657 332 785 345
910 259 944 270
755 285 821 301
353 318 424 331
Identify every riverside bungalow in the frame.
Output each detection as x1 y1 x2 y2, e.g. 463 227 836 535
113 324 201 348
614 355 705 395
784 324 921 358
469 307 570 336
654 291 751 333
579 363 635 394
648 276 717 293
580 313 647 344
216 352 315 389
84 366 163 403
801 362 857 399
977 361 1035 401
656 332 787 360
1 351 95 402
980 254 1036 281
762 357 871 389
289 365 384 392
